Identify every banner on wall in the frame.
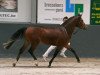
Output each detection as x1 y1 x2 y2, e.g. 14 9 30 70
37 0 90 24
90 0 100 25
0 0 31 23
0 0 18 19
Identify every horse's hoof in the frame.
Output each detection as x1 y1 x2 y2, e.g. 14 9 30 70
77 60 80 63
13 63 16 67
48 65 51 68
35 63 38 66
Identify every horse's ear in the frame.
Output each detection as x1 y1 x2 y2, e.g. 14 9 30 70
78 13 82 17
63 16 68 19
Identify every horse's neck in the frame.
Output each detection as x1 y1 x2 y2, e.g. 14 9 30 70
65 23 76 38
64 17 78 38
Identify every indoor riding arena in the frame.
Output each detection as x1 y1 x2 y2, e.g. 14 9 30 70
0 0 100 75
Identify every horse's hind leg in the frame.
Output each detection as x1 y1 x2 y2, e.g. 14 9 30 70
48 47 61 68
28 47 38 66
13 40 29 67
69 47 80 63
29 40 40 66
28 46 37 60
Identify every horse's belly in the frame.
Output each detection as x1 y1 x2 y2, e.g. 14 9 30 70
41 35 68 46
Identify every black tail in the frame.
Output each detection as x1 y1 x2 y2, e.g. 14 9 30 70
3 27 27 49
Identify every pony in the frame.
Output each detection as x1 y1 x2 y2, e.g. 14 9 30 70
3 14 87 67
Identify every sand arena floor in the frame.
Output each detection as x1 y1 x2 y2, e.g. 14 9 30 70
0 57 100 75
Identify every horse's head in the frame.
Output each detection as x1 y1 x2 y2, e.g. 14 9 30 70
76 14 87 30
61 14 87 35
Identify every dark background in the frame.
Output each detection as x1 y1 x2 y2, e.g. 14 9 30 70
0 23 100 58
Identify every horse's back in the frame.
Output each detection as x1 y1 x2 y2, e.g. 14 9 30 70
30 24 61 28
25 25 62 35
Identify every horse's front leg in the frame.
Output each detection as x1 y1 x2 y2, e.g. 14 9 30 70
48 47 61 68
69 47 80 63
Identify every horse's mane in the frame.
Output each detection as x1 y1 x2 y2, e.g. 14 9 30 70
61 14 82 27
61 16 75 27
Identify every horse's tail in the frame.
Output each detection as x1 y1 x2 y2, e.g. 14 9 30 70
3 27 27 49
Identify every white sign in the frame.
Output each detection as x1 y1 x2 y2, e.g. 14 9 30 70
0 0 31 23
37 0 90 24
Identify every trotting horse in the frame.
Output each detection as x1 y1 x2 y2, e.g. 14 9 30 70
3 14 87 67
